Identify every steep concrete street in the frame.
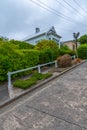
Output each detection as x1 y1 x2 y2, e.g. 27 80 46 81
0 62 87 130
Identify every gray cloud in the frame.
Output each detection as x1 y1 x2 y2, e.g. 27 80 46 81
0 0 87 41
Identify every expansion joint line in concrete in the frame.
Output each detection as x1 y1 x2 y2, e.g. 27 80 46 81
26 105 87 129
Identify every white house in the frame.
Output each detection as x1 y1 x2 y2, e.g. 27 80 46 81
23 26 62 46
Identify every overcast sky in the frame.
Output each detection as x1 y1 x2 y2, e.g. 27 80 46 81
0 0 87 41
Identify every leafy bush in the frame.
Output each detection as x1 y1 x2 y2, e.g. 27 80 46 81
57 45 76 56
78 44 87 59
57 54 72 68
13 72 52 89
32 72 52 80
35 40 59 62
78 34 87 44
9 39 34 49
58 49 75 56
35 39 59 50
13 77 37 89
39 49 54 64
72 58 81 65
0 43 39 81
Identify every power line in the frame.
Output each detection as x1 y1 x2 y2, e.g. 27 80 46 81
62 0 87 20
38 0 73 21
30 0 87 26
73 0 87 14
55 0 73 12
30 0 74 24
30 0 87 31
55 0 87 23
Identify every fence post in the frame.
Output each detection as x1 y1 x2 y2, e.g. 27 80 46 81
55 60 58 68
74 55 76 59
7 72 14 99
7 72 12 88
38 65 41 73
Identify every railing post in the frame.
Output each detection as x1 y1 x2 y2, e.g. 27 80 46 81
7 72 12 89
7 72 14 99
74 55 76 59
38 65 41 73
55 60 58 68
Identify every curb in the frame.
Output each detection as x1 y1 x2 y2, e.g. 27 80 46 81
0 60 86 108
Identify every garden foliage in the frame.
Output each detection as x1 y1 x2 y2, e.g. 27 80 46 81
0 41 39 81
0 39 76 82
78 44 87 59
13 72 52 89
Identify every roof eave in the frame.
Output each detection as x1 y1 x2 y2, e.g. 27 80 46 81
24 32 46 41
47 32 62 38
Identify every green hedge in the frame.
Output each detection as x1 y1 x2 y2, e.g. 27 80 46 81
78 44 87 59
9 40 34 49
0 44 39 81
39 48 60 64
39 49 53 64
58 49 75 56
38 48 75 64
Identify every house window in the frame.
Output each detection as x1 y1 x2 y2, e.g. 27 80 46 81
49 38 51 40
52 38 59 43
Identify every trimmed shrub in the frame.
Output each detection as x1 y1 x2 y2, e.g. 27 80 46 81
58 49 75 56
78 44 87 59
13 72 52 89
35 40 59 62
34 39 59 50
0 44 39 81
57 54 72 68
13 77 37 89
32 72 52 80
39 49 54 64
9 39 34 49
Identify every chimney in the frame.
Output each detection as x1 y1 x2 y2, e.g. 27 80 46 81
35 27 40 33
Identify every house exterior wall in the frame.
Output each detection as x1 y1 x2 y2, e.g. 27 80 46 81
25 34 47 45
25 33 60 45
48 34 60 43
64 42 76 51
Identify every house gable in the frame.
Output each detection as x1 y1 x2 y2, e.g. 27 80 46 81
23 26 61 45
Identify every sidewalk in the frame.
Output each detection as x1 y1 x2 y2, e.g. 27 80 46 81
0 61 87 130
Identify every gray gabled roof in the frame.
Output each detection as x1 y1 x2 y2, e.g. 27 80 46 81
23 26 61 41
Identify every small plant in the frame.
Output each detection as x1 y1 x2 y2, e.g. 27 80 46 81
76 58 81 63
32 72 52 80
13 72 52 89
72 58 81 65
13 77 37 89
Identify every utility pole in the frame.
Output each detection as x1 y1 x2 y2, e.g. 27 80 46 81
73 32 80 58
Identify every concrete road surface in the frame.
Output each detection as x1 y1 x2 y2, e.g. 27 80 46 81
0 62 87 130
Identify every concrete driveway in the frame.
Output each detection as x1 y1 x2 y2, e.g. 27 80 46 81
0 62 87 130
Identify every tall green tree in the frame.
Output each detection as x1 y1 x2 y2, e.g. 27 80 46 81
78 34 87 44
